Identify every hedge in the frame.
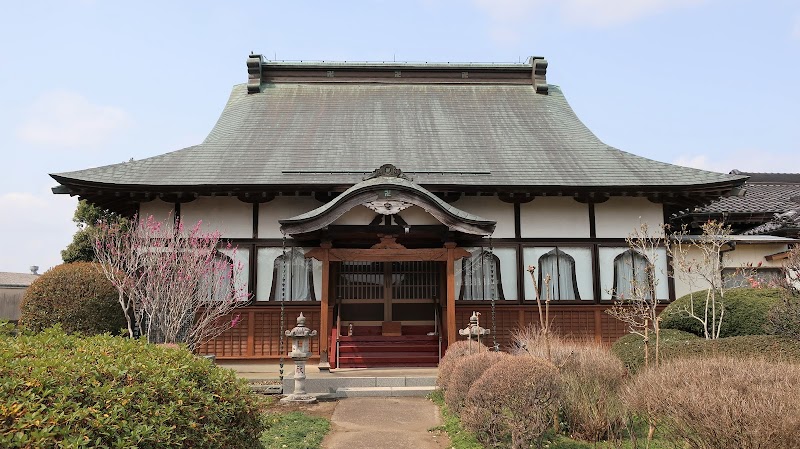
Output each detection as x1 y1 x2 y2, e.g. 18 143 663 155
0 327 263 448
612 330 800 372
660 288 783 338
20 262 126 335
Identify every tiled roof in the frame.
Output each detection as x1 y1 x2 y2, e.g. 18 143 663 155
744 206 800 235
52 70 745 190
697 182 800 215
0 272 39 287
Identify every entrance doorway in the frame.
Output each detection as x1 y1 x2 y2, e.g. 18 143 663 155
335 260 443 334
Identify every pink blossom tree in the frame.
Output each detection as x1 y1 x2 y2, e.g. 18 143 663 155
94 214 249 350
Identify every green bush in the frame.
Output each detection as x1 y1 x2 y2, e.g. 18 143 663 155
20 262 126 335
660 288 783 338
612 330 800 372
766 292 800 340
0 327 263 448
611 329 698 372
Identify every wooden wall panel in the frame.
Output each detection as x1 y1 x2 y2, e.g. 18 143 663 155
197 304 660 359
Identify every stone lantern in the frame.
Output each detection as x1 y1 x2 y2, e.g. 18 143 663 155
459 311 490 353
280 312 318 404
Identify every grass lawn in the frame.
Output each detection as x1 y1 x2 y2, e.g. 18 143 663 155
259 396 331 449
429 391 671 449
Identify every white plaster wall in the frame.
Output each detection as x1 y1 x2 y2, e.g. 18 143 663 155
598 246 669 300
258 197 323 238
522 246 594 300
398 205 441 225
451 196 515 238
595 197 664 238
180 197 252 238
331 205 375 225
138 199 174 221
673 243 791 298
520 198 590 238
456 246 517 301
255 247 321 302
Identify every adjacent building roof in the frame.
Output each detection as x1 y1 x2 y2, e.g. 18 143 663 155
0 272 39 288
51 55 747 214
678 171 800 235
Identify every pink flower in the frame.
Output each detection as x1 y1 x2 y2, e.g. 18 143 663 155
231 314 242 327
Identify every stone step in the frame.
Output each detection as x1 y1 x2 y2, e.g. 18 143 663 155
336 386 437 398
281 375 437 394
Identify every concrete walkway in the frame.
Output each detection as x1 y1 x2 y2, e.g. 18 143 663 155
322 397 450 449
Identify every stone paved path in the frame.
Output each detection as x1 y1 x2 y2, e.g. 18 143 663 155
321 397 450 449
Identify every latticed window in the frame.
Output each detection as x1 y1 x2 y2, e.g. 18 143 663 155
612 249 653 300
538 248 580 300
270 248 315 301
460 249 504 300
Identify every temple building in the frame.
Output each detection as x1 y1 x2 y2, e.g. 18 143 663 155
52 54 776 368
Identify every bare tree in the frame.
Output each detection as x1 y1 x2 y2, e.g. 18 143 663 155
95 215 249 349
606 222 664 369
668 221 755 339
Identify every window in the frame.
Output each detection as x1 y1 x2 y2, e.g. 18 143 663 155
538 248 580 300
722 268 783 289
459 249 505 300
612 249 653 300
269 248 315 301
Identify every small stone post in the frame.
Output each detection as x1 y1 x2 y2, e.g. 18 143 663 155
458 311 490 353
280 312 318 404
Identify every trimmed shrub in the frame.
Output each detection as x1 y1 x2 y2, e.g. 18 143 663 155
437 340 488 389
612 331 800 372
0 327 263 448
444 351 507 412
766 292 800 340
513 327 628 442
462 356 561 449
623 357 800 449
20 262 125 335
611 329 699 372
660 287 783 337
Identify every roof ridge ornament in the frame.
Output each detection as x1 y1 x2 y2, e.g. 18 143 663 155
364 164 410 181
247 53 263 94
529 57 548 95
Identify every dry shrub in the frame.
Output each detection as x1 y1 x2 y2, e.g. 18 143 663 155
437 340 488 389
513 326 627 442
462 356 561 449
444 351 508 412
559 345 627 442
623 357 800 449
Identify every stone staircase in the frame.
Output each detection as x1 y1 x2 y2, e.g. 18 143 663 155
336 335 440 368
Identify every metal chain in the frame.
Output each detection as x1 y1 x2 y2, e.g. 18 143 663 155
489 236 498 351
279 233 287 381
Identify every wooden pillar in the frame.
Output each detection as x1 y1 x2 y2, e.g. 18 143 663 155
247 310 255 357
445 242 457 346
319 241 332 369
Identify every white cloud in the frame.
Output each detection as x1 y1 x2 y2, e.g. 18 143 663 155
673 154 712 171
0 189 77 274
17 90 131 148
473 0 707 41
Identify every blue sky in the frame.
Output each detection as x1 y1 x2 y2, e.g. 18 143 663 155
1 0 798 273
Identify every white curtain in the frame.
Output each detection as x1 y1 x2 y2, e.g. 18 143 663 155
613 249 652 300
538 249 579 300
271 249 314 301
461 250 503 300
